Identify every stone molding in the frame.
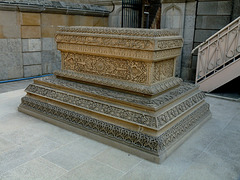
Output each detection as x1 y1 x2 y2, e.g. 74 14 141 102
161 0 196 3
20 96 210 155
35 76 195 111
57 26 179 37
54 70 183 96
57 43 182 62
25 83 205 129
55 32 183 51
0 1 109 16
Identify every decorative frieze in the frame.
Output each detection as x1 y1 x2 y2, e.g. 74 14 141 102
36 76 193 110
58 43 181 62
26 83 205 129
20 96 210 155
62 52 149 84
55 33 183 51
153 59 174 83
57 26 179 37
56 34 154 50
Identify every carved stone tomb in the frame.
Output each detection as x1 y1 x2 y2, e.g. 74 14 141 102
19 27 211 163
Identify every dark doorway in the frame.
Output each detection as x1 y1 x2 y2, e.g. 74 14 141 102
122 0 143 28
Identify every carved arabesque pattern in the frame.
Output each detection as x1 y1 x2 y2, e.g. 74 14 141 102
37 76 195 110
56 34 154 50
62 52 148 84
20 96 210 154
157 40 183 50
153 59 174 83
26 83 205 129
55 33 182 51
58 26 179 37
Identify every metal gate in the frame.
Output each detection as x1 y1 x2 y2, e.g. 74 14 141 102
122 0 143 28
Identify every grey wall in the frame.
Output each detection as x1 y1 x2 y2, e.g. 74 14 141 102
161 0 236 81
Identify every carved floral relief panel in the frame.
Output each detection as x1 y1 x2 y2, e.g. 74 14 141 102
152 59 174 83
62 52 149 84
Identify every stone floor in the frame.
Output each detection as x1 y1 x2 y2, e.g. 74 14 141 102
0 79 240 180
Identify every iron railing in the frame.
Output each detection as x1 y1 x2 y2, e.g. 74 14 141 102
122 0 142 28
192 16 240 84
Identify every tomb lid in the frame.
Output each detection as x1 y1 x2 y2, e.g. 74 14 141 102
58 26 179 37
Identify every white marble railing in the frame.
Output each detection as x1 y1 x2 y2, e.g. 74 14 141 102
192 16 240 84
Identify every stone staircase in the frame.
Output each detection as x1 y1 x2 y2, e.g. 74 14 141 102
193 16 240 92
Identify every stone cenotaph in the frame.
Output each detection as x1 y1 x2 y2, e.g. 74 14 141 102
19 27 211 163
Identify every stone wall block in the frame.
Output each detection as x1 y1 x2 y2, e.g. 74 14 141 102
23 52 41 65
21 13 40 26
0 67 8 80
182 43 193 68
0 39 8 53
197 2 218 15
198 1 232 16
196 16 230 30
183 27 195 42
0 52 23 67
181 67 192 80
0 25 3 38
42 50 55 63
79 16 94 26
22 39 41 52
0 11 20 38
21 26 41 39
56 50 61 62
41 26 57 38
184 16 195 29
52 41 57 50
0 65 23 80
191 55 198 69
0 11 18 26
7 65 23 79
52 61 61 71
7 39 22 52
0 24 21 39
42 63 52 74
194 30 218 43
24 65 42 77
41 14 67 26
185 2 197 16
42 38 53 51
93 17 108 27
217 1 232 15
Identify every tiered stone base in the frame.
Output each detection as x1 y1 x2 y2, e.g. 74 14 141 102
18 75 211 163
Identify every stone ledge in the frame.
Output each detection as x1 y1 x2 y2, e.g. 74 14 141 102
25 82 205 130
0 1 109 16
54 70 183 96
19 96 211 163
34 76 196 111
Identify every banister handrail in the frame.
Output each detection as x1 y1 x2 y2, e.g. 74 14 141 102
192 16 240 54
194 16 240 85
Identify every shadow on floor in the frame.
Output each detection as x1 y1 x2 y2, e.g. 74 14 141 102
208 76 240 101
